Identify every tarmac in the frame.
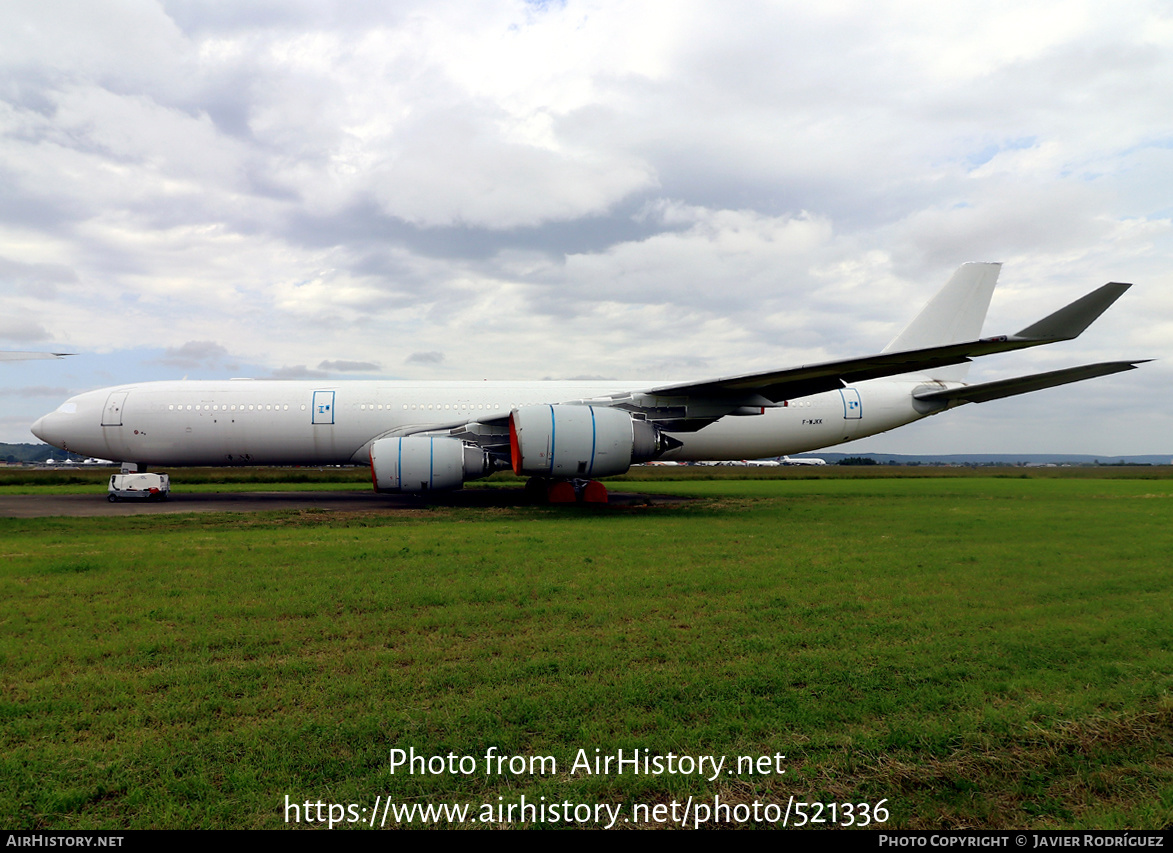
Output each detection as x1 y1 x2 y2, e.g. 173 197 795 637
0 488 679 518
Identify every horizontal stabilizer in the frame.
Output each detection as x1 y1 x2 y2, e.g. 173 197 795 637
912 361 1148 406
1014 282 1131 341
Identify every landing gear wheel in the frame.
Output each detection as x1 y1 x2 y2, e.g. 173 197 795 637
581 480 609 504
524 477 549 503
528 478 608 504
546 481 577 503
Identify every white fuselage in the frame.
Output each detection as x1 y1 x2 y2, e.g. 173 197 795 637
31 377 940 468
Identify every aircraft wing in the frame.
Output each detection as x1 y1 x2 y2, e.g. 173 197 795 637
637 282 1132 405
375 280 1135 444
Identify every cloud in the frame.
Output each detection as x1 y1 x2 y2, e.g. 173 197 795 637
0 318 52 343
318 359 380 372
0 0 1169 450
157 341 232 369
269 364 329 379
545 374 616 382
12 385 69 398
406 351 444 365
0 256 78 300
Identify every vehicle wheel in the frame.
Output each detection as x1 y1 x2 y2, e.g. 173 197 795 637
107 494 117 502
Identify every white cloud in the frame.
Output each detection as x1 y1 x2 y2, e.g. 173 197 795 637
2 0 1170 450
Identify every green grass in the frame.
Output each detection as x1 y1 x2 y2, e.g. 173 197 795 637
2 473 1171 829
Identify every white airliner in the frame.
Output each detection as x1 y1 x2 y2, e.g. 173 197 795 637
30 264 1143 502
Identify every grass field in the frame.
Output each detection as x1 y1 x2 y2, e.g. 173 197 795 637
2 468 1171 829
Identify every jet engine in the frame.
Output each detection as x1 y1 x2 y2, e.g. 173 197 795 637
370 436 495 492
509 404 669 477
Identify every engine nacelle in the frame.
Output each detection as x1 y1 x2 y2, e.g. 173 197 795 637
370 436 494 492
509 404 663 477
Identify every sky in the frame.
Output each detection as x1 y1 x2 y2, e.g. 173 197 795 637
2 0 1170 454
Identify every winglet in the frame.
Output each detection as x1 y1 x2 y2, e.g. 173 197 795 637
1013 282 1131 342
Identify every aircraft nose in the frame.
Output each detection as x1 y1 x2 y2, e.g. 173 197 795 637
31 411 64 446
33 396 90 450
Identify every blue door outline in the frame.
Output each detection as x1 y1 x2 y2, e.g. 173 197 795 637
312 391 335 425
839 387 862 420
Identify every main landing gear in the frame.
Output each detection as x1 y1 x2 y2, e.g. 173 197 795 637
524 477 609 504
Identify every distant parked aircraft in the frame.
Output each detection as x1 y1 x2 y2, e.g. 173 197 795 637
1 351 70 361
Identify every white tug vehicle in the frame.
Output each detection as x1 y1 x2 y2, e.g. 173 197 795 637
107 472 170 502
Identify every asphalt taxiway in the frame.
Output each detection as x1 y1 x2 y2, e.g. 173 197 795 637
0 489 676 518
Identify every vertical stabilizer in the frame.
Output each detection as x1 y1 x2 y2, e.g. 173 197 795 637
882 262 1001 380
